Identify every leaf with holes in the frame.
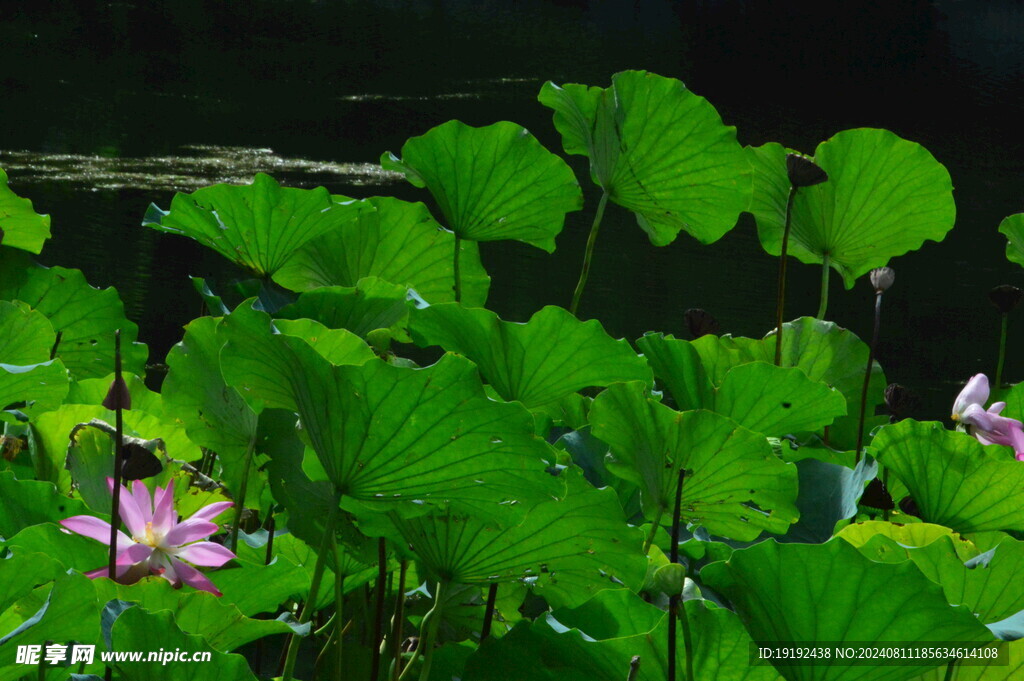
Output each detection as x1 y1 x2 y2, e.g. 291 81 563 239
0 168 51 254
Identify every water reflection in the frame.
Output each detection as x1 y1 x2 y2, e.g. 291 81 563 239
0 146 401 192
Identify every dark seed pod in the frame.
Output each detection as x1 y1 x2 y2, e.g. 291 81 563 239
870 267 895 293
899 496 921 518
883 383 914 421
102 376 132 411
786 153 828 188
989 285 1023 314
860 478 894 510
684 308 720 339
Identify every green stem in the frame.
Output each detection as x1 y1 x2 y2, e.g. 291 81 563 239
641 505 665 555
570 191 610 317
480 582 498 641
997 313 1008 388
943 658 957 681
855 291 884 464
453 235 462 304
817 254 831 319
108 330 124 580
334 537 345 680
390 560 408 681
229 439 256 553
397 581 446 681
882 467 891 522
667 468 693 681
282 491 342 681
371 538 386 681
774 187 798 366
418 581 447 681
626 656 641 681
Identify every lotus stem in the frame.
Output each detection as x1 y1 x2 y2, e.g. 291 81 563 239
996 313 1008 389
334 534 346 679
390 560 408 681
882 467 891 522
397 580 447 681
108 330 124 579
668 467 693 681
264 515 276 565
856 291 884 463
282 491 342 681
641 505 665 555
774 187 798 366
49 331 62 360
481 583 499 641
570 191 609 316
626 656 641 681
371 538 387 681
943 659 957 681
229 439 256 553
453 235 462 303
817 254 831 319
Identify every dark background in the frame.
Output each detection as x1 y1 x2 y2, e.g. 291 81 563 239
2 0 1023 420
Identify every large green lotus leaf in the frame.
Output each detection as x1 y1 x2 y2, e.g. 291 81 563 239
639 334 845 436
0 300 67 415
645 317 885 450
108 606 257 680
0 471 90 538
846 533 1024 626
381 120 582 252
276 277 415 342
538 70 751 246
142 172 365 277
358 469 645 609
409 304 652 409
273 318 376 365
778 457 877 544
702 539 996 681
837 521 979 561
0 250 147 378
0 168 51 254
0 550 63 615
274 195 490 306
94 578 296 652
211 556 310 618
0 572 99 674
749 130 955 287
220 301 562 511
589 382 799 541
163 317 262 509
1 523 107 573
998 213 1024 269
0 361 68 416
464 589 782 681
871 420 1024 533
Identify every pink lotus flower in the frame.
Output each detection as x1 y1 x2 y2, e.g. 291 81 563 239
952 374 1024 461
60 479 235 595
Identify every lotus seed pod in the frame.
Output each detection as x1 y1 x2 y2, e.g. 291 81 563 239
684 308 720 339
989 284 1023 314
785 153 828 188
870 267 895 292
652 562 687 596
884 383 913 420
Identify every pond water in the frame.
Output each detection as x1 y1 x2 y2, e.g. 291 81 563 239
3 0 1024 421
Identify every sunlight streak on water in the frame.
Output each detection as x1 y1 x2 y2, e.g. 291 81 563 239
0 145 402 192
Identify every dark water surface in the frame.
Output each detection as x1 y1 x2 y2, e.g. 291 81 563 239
4 0 1024 420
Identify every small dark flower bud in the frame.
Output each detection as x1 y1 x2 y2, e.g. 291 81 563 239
102 376 132 411
860 478 894 510
883 383 915 420
989 285 1023 314
899 496 921 518
870 267 895 292
786 153 828 188
684 308 720 339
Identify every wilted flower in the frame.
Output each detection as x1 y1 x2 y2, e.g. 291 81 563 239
989 285 1023 315
870 267 895 293
60 479 234 595
785 153 828 188
684 308 720 339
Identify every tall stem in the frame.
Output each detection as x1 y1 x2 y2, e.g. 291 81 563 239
371 538 387 681
229 439 256 553
817 254 831 319
108 330 124 579
855 292 884 463
641 505 665 555
943 659 957 681
996 313 1009 388
668 467 693 681
774 187 798 365
626 656 641 681
453 235 462 304
334 535 346 679
390 560 408 681
480 583 499 641
570 191 610 316
418 580 447 681
282 492 342 681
